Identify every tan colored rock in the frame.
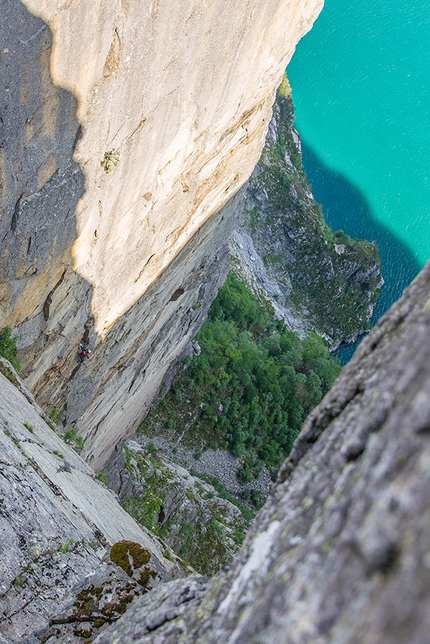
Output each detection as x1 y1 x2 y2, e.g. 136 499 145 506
21 0 323 336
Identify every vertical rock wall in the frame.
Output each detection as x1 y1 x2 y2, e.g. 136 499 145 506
0 0 323 467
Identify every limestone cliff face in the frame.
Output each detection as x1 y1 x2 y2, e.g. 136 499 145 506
0 0 323 468
21 0 323 337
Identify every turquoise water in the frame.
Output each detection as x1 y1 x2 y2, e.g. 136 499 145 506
287 0 430 359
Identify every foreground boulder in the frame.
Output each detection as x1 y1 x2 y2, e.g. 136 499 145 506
96 262 430 643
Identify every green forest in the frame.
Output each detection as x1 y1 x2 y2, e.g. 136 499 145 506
139 272 342 479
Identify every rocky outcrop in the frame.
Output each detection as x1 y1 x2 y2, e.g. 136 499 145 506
119 440 250 577
0 361 182 643
1 247 429 644
1 0 323 469
233 84 383 348
94 261 430 643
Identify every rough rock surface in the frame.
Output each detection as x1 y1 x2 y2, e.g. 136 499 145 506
131 435 273 502
94 262 430 643
233 87 383 348
0 362 182 643
34 554 165 644
0 0 323 468
116 440 250 577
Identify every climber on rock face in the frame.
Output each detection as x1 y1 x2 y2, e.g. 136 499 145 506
79 343 92 361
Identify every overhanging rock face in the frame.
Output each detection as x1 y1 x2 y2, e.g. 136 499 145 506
19 0 323 337
95 262 430 643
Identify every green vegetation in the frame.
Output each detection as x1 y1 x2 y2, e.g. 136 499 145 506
277 73 292 98
0 327 20 372
23 422 33 433
62 429 84 454
124 158 356 572
15 574 25 588
49 407 59 422
110 541 151 576
139 272 341 474
121 446 249 575
101 149 120 175
58 538 74 554
146 441 157 455
0 363 19 386
95 470 109 486
123 492 164 533
122 446 172 534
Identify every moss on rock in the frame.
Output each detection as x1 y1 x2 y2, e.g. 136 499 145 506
110 541 151 577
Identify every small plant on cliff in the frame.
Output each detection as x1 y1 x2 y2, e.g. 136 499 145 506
95 470 109 486
277 72 292 98
14 574 25 588
62 429 84 454
58 538 74 554
49 407 59 422
101 149 120 175
0 327 20 372
123 491 164 533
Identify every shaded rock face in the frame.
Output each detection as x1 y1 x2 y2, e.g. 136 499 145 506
0 0 323 469
94 262 430 643
0 362 181 643
22 187 244 472
0 0 85 330
233 89 383 348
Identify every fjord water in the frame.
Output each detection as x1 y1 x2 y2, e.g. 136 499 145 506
287 0 430 359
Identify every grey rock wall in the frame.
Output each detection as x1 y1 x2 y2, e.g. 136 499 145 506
0 360 181 643
0 0 271 470
94 261 430 643
26 187 244 472
0 0 85 328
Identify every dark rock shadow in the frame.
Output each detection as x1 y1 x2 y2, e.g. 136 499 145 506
300 140 422 362
0 0 86 307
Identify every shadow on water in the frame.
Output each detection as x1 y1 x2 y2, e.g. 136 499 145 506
300 141 422 364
